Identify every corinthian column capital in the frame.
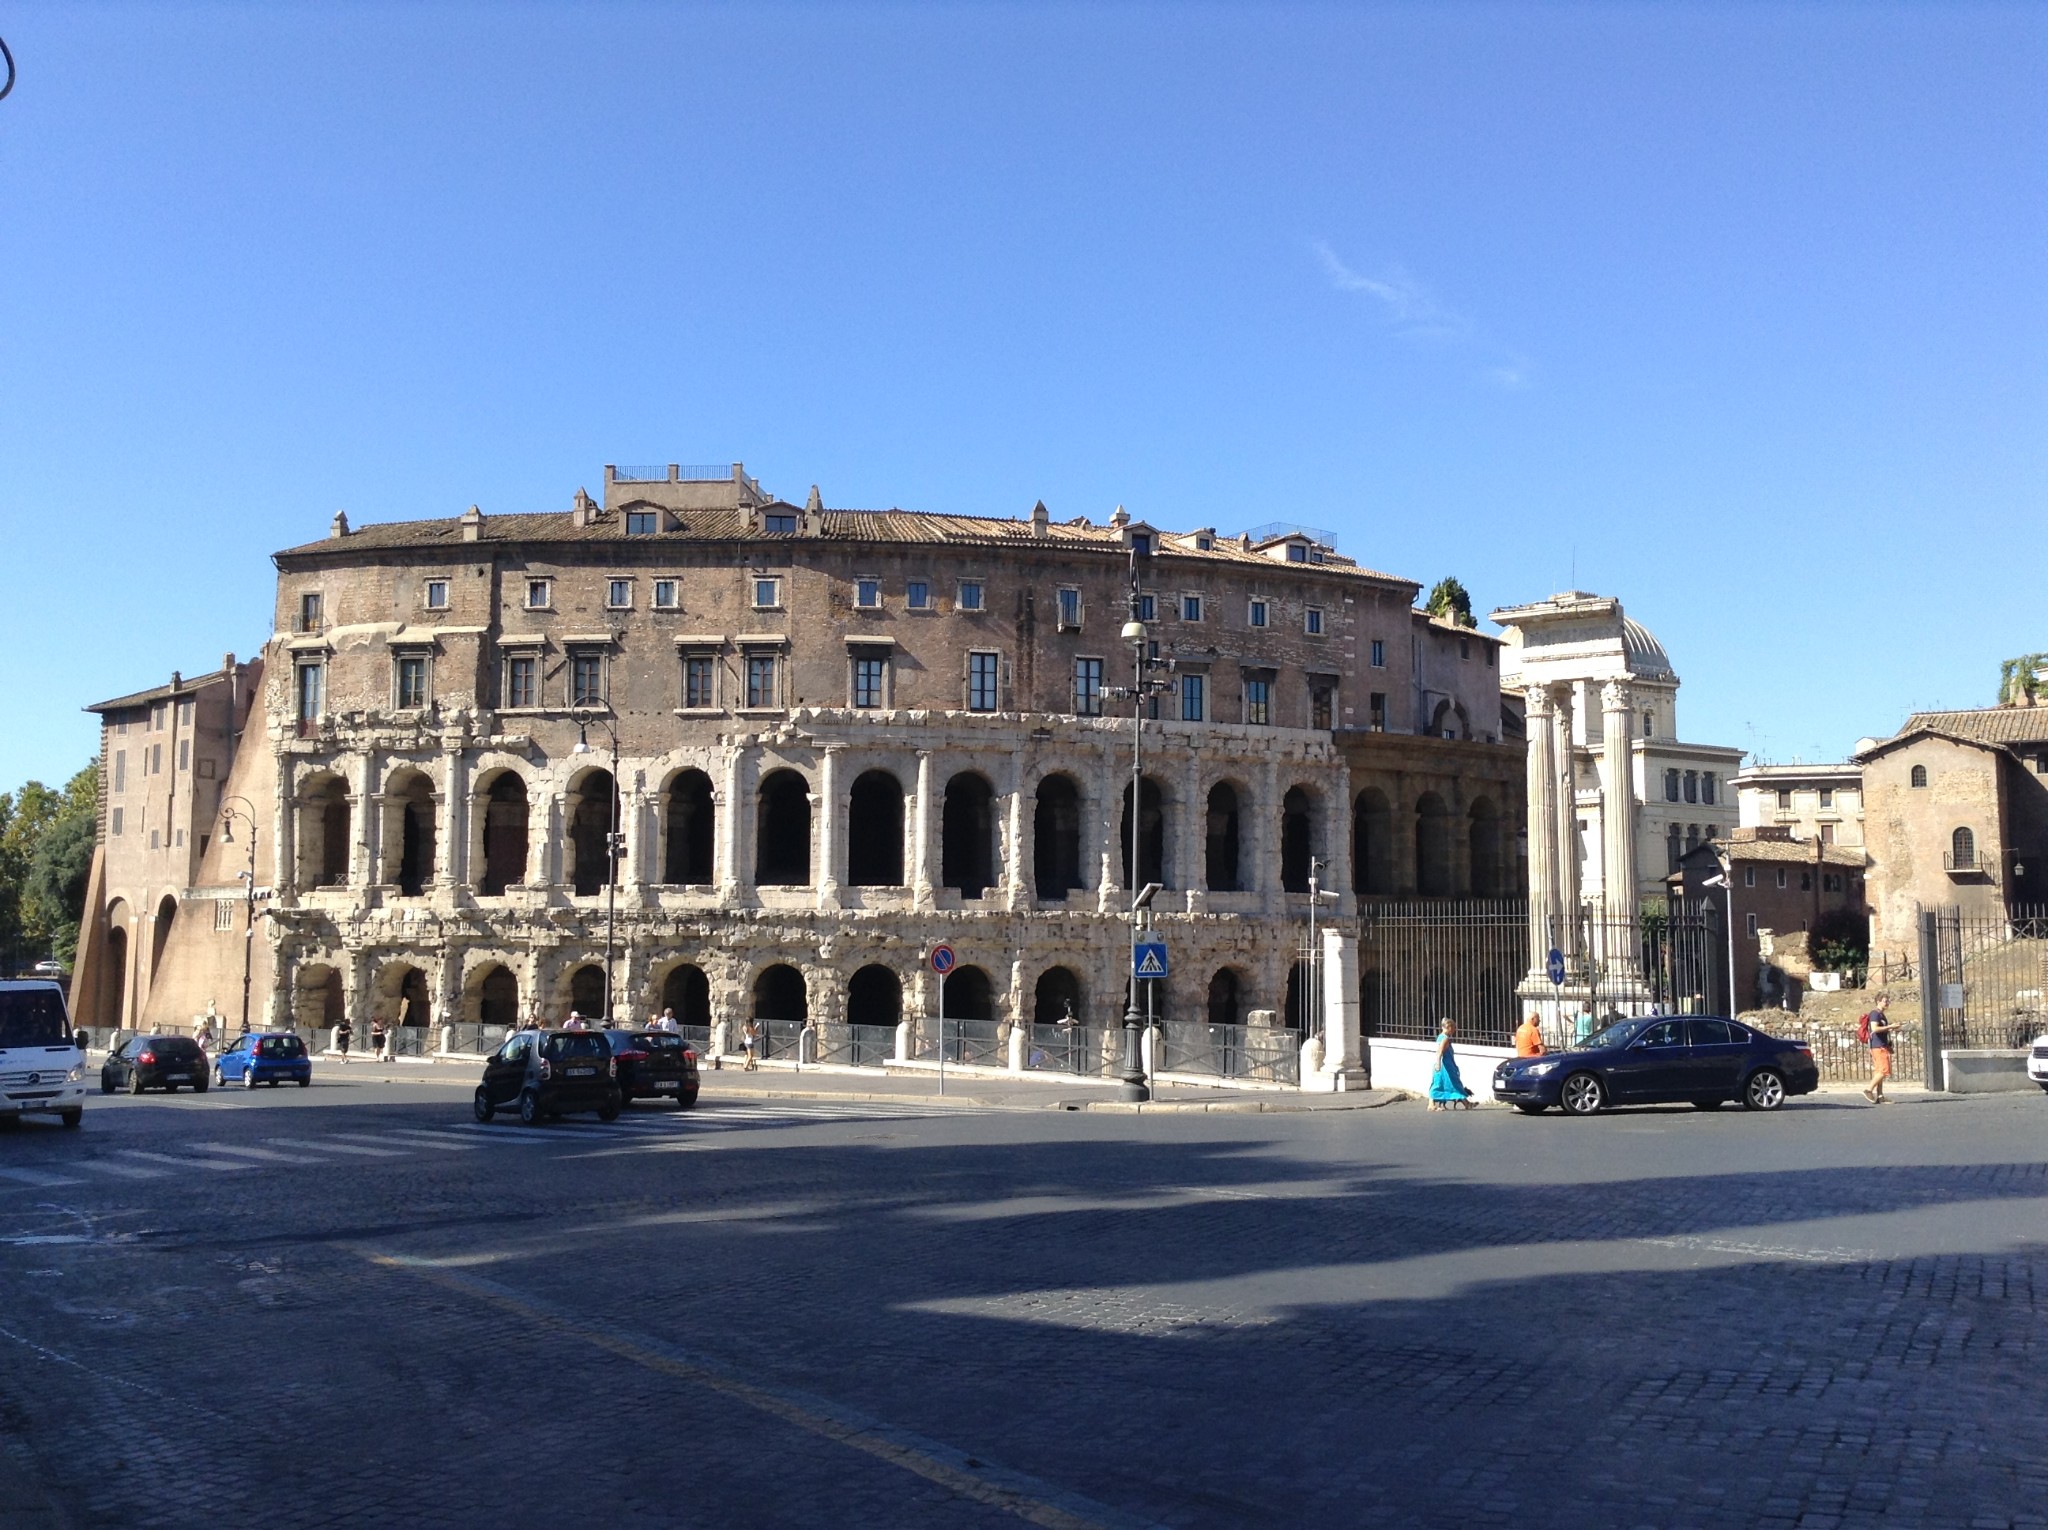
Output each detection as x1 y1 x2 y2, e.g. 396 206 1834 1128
1601 678 1634 715
1524 685 1554 719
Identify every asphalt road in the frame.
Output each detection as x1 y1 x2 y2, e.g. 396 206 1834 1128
0 1074 2044 1529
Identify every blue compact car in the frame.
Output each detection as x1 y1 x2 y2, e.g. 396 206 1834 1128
1492 1015 1818 1115
213 1032 313 1090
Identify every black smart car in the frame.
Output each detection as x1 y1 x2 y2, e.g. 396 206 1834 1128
101 1034 210 1095
473 1030 621 1126
1492 1015 1820 1115
602 1029 701 1108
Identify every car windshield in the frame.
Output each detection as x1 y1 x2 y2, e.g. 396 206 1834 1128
255 1037 303 1058
541 1033 610 1060
155 1036 202 1056
1579 1019 1645 1051
634 1033 686 1051
0 990 70 1049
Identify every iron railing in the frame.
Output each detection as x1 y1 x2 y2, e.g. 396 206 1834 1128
920 1018 1003 1068
612 464 730 482
1359 899 1530 1046
758 1019 805 1061
1159 1021 1299 1086
816 1023 897 1067
442 1023 509 1056
1024 1023 1112 1076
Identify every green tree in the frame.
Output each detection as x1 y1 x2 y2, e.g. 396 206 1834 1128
1426 576 1477 628
0 762 98 968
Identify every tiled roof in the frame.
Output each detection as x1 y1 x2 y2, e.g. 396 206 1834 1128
1713 838 1867 868
274 506 1416 586
1898 708 2048 745
85 667 236 715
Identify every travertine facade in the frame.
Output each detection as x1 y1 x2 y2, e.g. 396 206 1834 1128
1734 763 1865 850
79 464 1522 1045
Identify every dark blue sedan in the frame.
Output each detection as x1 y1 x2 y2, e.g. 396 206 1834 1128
213 1032 313 1090
1492 1015 1818 1115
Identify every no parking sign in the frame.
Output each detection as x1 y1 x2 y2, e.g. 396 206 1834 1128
929 944 956 976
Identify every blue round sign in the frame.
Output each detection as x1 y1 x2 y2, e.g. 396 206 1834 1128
929 944 956 976
1546 947 1566 986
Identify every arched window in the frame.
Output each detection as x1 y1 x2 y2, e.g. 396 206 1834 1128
848 770 906 887
478 772 529 895
1910 764 1928 788
477 966 519 1030
662 769 715 885
1207 968 1244 1029
753 964 807 1023
385 770 436 896
1951 827 1976 869
847 965 901 1029
1205 783 1242 892
660 963 710 1028
1034 775 1083 900
1033 966 1084 1026
568 964 606 1020
942 965 994 1021
1121 777 1166 890
941 773 996 898
756 770 812 886
297 776 352 888
567 769 619 896
1280 786 1315 894
1415 793 1452 896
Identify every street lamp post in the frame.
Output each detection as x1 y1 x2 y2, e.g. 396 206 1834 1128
574 719 624 1024
1116 543 1167 1103
1702 871 1739 1018
219 796 259 1035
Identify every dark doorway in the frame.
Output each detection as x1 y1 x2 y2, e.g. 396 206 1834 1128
756 770 812 886
101 923 129 1031
1205 783 1241 892
1207 968 1243 1028
1284 960 1316 1030
151 895 177 981
661 963 710 1027
479 966 519 1030
943 965 994 1021
1120 776 1166 890
848 771 905 887
1416 793 1452 896
569 964 606 1019
569 770 618 896
1033 774 1083 900
942 773 996 899
320 968 344 1027
392 773 435 896
847 965 902 1028
1281 786 1315 894
398 967 432 1028
1033 966 1083 1026
753 964 807 1022
480 774 529 895
317 781 350 886
1354 788 1392 895
663 770 715 885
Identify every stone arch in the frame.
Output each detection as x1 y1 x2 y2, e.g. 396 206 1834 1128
373 959 432 1029
942 771 997 899
943 964 995 1021
661 768 716 885
847 964 901 1028
99 906 130 1032
1033 772 1084 901
1207 967 1245 1028
848 769 906 887
1415 792 1453 897
294 963 346 1031
1033 965 1085 1026
752 963 808 1022
1468 796 1501 898
150 893 178 984
566 767 619 897
1280 784 1319 894
296 773 351 888
660 962 711 1028
1284 959 1316 1030
1120 775 1167 890
1205 781 1243 892
462 962 520 1030
558 962 606 1020
477 769 529 896
1429 698 1471 740
756 769 812 887
383 767 437 896
1353 787 1393 895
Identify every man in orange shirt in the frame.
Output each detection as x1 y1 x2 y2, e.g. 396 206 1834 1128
1514 1011 1545 1058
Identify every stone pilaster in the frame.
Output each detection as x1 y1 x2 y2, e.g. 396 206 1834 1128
1523 686 1558 984
911 750 936 909
1550 684 1582 968
816 746 842 909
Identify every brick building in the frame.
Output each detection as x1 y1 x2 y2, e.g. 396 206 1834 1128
74 464 1521 1047
1671 831 1868 1009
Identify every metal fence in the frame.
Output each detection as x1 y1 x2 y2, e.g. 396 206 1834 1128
758 1019 805 1061
1926 904 2048 1053
920 1018 1003 1067
441 1023 508 1056
389 1024 435 1058
817 1023 897 1067
1024 1023 1112 1076
1159 1021 1299 1087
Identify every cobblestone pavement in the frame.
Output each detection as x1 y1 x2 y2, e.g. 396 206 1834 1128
0 1076 2043 1528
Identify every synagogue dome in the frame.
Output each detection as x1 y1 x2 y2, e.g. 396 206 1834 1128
1621 617 1673 679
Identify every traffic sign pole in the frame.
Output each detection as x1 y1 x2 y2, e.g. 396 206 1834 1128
929 944 955 1097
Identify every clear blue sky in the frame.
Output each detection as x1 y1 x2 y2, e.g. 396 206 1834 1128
1 2 2041 792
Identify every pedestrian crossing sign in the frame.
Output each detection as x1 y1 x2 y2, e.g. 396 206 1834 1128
1133 937 1168 979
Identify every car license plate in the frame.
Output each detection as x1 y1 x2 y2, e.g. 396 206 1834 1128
165 1073 190 1082
567 1067 596 1077
656 1081 678 1090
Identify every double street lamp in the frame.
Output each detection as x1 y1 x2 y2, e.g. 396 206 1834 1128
572 717 625 1024
218 796 261 1035
1114 542 1171 1103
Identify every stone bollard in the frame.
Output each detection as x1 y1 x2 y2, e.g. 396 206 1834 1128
1299 1034 1326 1091
799 1025 818 1065
894 1019 912 1064
439 1025 455 1056
1008 1025 1025 1074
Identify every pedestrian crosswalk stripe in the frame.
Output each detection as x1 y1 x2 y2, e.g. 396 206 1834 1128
83 1159 169 1179
265 1137 408 1158
118 1150 252 1172
188 1142 329 1165
362 1130 480 1151
0 1167 82 1187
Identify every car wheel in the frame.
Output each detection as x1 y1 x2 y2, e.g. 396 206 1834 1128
213 1066 225 1087
1560 1072 1605 1116
244 1068 258 1090
1513 1102 1546 1115
100 1072 114 1095
519 1089 544 1126
193 1075 208 1094
1743 1069 1786 1112
60 1109 82 1129
473 1087 495 1123
676 1093 696 1110
1691 1098 1723 1111
597 1092 621 1123
298 1076 310 1088
127 1072 145 1096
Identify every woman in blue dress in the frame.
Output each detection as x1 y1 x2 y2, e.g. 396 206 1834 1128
1428 1018 1476 1111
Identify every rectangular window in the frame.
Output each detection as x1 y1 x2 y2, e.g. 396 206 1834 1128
907 580 932 610
1746 913 1758 937
1131 532 1152 556
116 717 127 736
1286 542 1307 562
856 578 882 610
177 738 190 772
1819 787 1833 808
652 580 679 610
852 655 886 709
298 592 322 634
765 513 797 535
425 579 450 611
1247 599 1268 629
1138 594 1156 622
113 751 126 791
1744 867 1756 887
1665 769 1682 803
1777 788 1792 808
967 652 1000 711
958 580 985 612
1181 673 1205 722
1683 770 1698 804
526 579 552 610
1305 608 1324 636
1245 678 1271 726
214 899 235 932
1776 868 1788 889
1370 639 1385 668
1057 587 1082 628
1310 686 1333 730
1643 712 1654 738
1369 692 1386 731
570 654 605 708
625 511 658 536
295 662 324 725
684 655 716 709
1073 658 1103 717
1181 595 1201 622
111 807 123 836
746 654 778 708
506 655 537 709
753 577 782 609
396 655 428 710
150 829 160 850
1459 637 1470 660
1703 772 1717 806
607 579 632 610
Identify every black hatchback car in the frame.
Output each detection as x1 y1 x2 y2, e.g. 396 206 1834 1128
1492 1015 1819 1115
101 1034 210 1094
602 1029 700 1108
474 1030 621 1126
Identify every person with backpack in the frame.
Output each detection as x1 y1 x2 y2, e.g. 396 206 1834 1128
1861 994 1892 1103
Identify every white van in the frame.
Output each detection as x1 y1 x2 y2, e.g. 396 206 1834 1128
0 980 86 1128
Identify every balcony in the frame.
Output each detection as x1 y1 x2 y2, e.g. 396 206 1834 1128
1944 851 1994 880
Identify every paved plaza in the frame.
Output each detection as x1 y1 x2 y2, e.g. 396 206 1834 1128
0 1073 2043 1528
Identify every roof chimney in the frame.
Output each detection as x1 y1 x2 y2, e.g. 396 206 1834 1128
1108 504 1130 530
330 510 350 539
806 485 823 513
1030 499 1049 538
460 504 484 542
570 488 594 528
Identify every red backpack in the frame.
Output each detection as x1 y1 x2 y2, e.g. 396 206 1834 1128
1856 1013 1872 1044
